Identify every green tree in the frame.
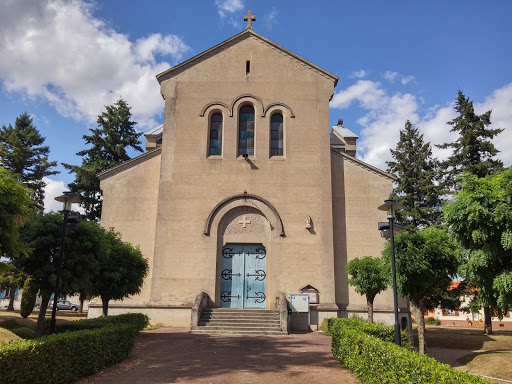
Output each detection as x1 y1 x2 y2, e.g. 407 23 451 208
346 256 388 323
443 168 512 334
17 213 108 336
437 91 503 186
387 120 443 229
0 263 27 311
0 167 33 258
88 230 148 316
382 227 459 354
0 113 58 209
63 99 143 221
20 277 37 318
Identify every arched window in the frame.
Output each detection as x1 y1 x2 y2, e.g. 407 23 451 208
209 113 223 156
238 105 255 156
270 113 283 157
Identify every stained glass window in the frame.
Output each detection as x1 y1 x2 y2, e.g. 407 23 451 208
209 113 223 156
238 105 255 156
270 113 283 157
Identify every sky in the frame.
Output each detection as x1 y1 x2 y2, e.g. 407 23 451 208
1 0 511 212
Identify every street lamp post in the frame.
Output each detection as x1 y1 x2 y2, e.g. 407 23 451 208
49 191 81 335
378 199 402 346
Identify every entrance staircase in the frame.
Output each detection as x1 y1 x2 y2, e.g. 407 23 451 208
190 308 287 335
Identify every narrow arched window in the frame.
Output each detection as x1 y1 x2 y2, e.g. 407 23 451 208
270 113 283 157
238 105 255 156
209 113 223 156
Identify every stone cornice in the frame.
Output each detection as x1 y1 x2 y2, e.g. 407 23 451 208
97 147 162 181
331 149 396 181
156 29 339 86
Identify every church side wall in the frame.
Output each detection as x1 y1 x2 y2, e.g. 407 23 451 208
95 153 161 305
150 36 337 319
331 153 409 326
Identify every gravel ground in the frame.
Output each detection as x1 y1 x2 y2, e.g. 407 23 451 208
77 328 358 384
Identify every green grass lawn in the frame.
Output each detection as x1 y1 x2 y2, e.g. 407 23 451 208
418 325 512 382
0 308 87 340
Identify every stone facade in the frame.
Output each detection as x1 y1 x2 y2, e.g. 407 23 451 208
90 28 410 329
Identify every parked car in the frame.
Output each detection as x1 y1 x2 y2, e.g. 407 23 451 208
49 300 79 311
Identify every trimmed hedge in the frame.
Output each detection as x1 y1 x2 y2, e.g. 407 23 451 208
327 317 411 348
329 319 488 383
0 314 148 384
55 312 148 333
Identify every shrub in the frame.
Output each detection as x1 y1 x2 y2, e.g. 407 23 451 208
330 323 488 383
327 317 411 348
20 278 37 318
425 317 440 325
0 323 139 384
0 319 19 330
10 327 35 340
54 313 148 333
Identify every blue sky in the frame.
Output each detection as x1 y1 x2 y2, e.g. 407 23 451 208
1 0 511 212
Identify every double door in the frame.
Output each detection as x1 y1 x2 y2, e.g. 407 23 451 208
220 243 266 308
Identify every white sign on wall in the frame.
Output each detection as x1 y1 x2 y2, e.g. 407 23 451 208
290 294 310 313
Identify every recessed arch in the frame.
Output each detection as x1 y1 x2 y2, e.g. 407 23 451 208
230 94 264 117
200 102 230 117
204 192 285 237
263 102 295 118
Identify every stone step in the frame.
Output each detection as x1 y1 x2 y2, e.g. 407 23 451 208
199 318 280 325
199 321 281 328
190 329 287 335
200 314 279 320
203 309 279 314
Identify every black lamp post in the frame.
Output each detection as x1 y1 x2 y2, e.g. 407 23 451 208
49 191 81 335
378 199 402 346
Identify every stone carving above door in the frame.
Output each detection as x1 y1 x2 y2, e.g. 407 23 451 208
222 209 267 236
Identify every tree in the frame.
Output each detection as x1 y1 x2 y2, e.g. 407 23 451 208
443 168 512 334
63 99 143 221
0 167 33 258
17 213 107 336
20 277 37 318
346 256 388 323
88 230 148 316
387 120 443 229
0 263 27 311
0 113 58 209
437 90 503 186
382 227 459 354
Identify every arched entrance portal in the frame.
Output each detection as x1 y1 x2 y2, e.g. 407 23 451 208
220 243 266 308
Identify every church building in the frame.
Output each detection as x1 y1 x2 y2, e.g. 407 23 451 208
89 14 410 330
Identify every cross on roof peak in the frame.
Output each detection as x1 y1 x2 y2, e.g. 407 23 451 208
244 10 256 30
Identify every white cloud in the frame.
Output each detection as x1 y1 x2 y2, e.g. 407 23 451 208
215 0 244 18
43 177 85 214
351 69 367 79
383 71 415 85
0 0 190 130
330 79 512 171
263 7 278 28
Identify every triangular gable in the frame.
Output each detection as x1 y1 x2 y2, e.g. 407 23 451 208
156 29 339 86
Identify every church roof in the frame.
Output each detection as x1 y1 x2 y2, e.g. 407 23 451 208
331 150 396 181
332 125 358 138
144 124 163 137
156 29 339 86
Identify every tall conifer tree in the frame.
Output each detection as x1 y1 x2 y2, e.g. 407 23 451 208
63 99 142 221
0 113 58 210
437 90 503 185
387 120 443 229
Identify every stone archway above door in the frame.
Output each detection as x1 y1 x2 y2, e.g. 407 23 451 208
203 192 285 237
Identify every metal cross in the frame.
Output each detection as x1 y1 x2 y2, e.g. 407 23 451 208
238 215 252 228
244 10 256 30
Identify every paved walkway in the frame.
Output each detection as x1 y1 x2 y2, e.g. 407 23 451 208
78 328 358 384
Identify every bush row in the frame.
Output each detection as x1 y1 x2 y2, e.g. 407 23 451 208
0 314 147 384
326 317 411 348
55 312 148 333
329 320 488 383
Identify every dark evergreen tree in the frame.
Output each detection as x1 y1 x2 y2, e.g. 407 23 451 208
0 113 58 210
63 99 143 221
387 120 443 229
437 90 503 185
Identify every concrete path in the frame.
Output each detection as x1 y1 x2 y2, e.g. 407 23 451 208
77 328 358 384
